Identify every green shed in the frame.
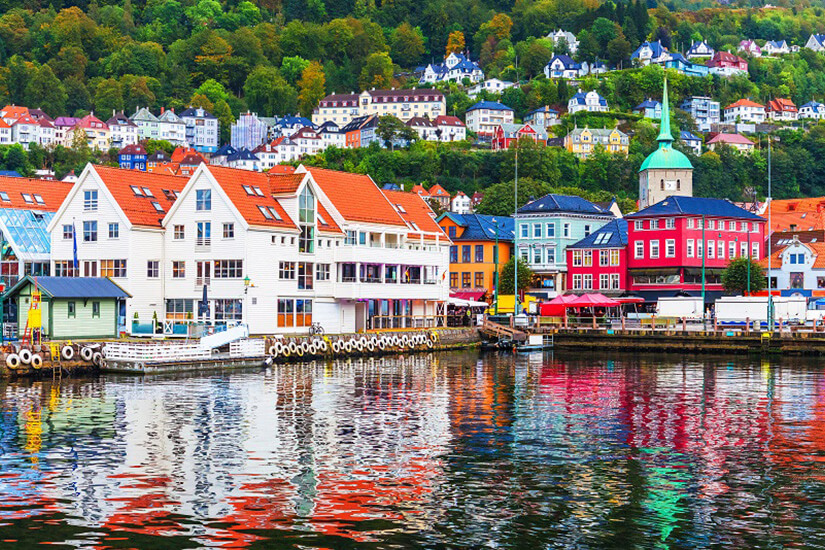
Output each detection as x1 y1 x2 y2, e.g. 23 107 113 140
6 276 131 340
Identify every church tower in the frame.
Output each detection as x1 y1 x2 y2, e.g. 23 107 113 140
638 79 693 209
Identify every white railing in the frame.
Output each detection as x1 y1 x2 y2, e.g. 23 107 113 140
229 339 265 357
103 342 211 362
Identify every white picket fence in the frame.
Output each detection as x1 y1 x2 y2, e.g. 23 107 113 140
229 339 265 357
103 342 212 362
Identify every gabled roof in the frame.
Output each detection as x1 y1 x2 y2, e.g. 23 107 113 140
382 189 446 239
634 99 661 110
801 101 825 110
28 109 52 122
466 101 513 113
298 166 406 227
0 105 28 119
626 196 764 220
410 184 429 197
548 54 580 69
53 116 80 128
632 40 668 58
171 147 204 163
179 107 217 119
766 98 797 112
569 218 628 249
213 144 237 157
428 184 450 197
77 113 107 129
204 166 296 230
518 194 610 215
434 115 464 127
130 107 158 122
497 123 548 140
119 144 147 155
107 111 137 127
6 276 130 299
569 91 607 106
268 173 304 195
148 150 171 162
406 116 435 128
526 106 558 116
158 109 183 123
707 133 753 145
680 130 701 141
726 98 764 110
93 165 187 227
226 148 259 162
0 176 72 211
438 212 514 242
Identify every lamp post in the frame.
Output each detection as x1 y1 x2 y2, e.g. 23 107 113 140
243 275 251 328
491 217 506 315
701 214 706 328
513 142 520 316
767 136 774 330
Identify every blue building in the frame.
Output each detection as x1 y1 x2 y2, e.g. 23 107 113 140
634 99 662 119
118 144 147 171
680 131 702 155
664 53 711 77
679 96 720 132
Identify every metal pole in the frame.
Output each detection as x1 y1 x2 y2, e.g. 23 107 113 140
768 137 774 330
494 222 499 315
701 214 706 329
514 143 520 315
747 230 751 296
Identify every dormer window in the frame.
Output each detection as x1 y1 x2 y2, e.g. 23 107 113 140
131 185 143 196
142 187 153 197
21 193 32 204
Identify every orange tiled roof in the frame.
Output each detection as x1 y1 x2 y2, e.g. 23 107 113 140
759 247 783 269
410 184 429 196
206 166 296 230
268 173 304 195
428 184 449 197
0 176 72 211
768 197 825 232
1 105 29 120
93 165 187 227
301 166 406 227
172 147 207 164
761 241 825 269
382 189 448 240
316 201 342 234
726 99 764 110
767 98 797 112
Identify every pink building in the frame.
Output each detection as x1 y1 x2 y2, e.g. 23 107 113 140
566 219 629 293
625 196 765 302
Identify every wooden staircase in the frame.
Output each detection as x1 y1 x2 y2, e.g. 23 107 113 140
480 319 528 342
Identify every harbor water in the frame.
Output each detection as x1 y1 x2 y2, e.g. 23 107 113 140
2 351 825 548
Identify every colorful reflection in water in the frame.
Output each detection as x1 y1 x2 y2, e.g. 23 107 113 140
1 352 825 548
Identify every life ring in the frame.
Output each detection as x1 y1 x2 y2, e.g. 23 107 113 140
19 348 32 365
31 354 43 369
61 346 74 361
5 354 19 369
288 341 298 354
80 346 94 362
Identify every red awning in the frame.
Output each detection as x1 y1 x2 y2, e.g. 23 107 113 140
615 296 645 304
451 290 486 301
540 294 579 316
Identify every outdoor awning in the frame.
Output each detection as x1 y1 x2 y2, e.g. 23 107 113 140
569 293 621 308
447 297 489 307
451 290 486 301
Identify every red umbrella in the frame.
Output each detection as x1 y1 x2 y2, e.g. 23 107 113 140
540 294 579 316
570 293 620 308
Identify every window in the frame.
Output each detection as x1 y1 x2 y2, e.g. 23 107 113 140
521 224 529 238
450 246 458 262
166 299 194 320
450 272 458 287
687 218 695 229
130 185 143 196
345 230 356 245
650 240 659 259
741 241 747 258
708 240 715 258
718 240 724 259
600 273 609 290
533 247 542 264
666 239 675 258
83 221 97 242
196 221 211 246
152 201 164 212
635 220 644 231
573 274 582 289
752 242 759 260
33 194 44 205
475 272 484 288
547 248 556 264
635 241 644 259
650 220 658 230
546 223 555 237
708 220 715 230
533 223 542 238
475 245 484 263
277 299 295 327
610 273 620 289
698 240 703 258
100 259 126 278
243 185 254 195
751 222 758 233
92 301 100 318
142 187 153 197
610 249 620 266
0 192 9 202
740 222 748 232
215 299 243 321
82 260 96 277
462 272 471 288
572 250 583 266
584 224 591 237
279 261 296 279
62 224 73 240
174 225 185 239
583 274 593 290
223 223 234 239
213 260 243 278
298 187 315 253
583 250 592 266
196 189 211 211
462 245 471 263
729 241 736 259
315 263 330 281
359 232 366 246
729 221 736 231
297 262 313 289
147 260 159 278
563 223 570 238
666 218 675 229
53 261 76 277
108 223 119 239
448 226 456 239
83 190 98 211
172 261 185 278
67 301 76 318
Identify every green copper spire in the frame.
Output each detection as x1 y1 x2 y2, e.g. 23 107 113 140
658 77 673 144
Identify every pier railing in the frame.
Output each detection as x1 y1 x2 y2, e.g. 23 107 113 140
104 342 212 362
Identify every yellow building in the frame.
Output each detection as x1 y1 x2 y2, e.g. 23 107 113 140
564 127 629 159
437 212 514 301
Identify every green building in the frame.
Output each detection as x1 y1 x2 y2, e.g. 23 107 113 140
6 276 130 340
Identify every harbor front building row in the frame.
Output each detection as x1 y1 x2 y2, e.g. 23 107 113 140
46 164 450 336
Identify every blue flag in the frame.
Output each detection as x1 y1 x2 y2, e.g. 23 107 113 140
72 222 78 274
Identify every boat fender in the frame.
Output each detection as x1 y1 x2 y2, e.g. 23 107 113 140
31 354 43 369
427 339 434 348
430 331 439 342
288 341 298 354
80 346 94 362
61 346 75 361
92 352 103 366
331 340 341 354
355 339 364 352
378 338 386 350
268 345 278 356
19 348 32 365
5 354 19 369
366 340 375 352
318 339 329 352
300 341 310 354
392 335 401 347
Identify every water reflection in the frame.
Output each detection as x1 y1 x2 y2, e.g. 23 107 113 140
1 352 825 548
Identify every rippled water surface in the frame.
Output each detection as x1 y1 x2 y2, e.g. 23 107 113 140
2 351 825 548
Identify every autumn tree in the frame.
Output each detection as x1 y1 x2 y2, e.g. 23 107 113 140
359 52 393 89
445 31 465 55
298 61 326 117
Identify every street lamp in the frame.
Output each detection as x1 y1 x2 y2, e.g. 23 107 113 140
243 275 252 327
491 217 507 315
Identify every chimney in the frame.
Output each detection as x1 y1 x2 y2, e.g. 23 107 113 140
161 107 165 114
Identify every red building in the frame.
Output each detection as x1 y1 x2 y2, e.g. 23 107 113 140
491 123 547 152
566 219 629 294
707 51 749 72
625 196 766 302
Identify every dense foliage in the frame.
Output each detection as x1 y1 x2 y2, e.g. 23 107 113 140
722 256 766 295
498 257 533 295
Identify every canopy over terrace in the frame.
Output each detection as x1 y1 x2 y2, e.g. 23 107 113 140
569 293 620 308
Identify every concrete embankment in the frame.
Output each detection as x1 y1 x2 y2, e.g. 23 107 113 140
549 328 825 356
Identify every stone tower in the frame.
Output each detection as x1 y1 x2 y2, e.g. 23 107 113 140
638 79 694 209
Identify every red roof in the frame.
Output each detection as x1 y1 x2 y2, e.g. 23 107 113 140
119 144 147 155
0 176 72 211
269 173 304 195
382 189 447 240
410 184 429 197
269 165 296 175
171 147 206 164
316 201 342 234
707 133 753 145
206 166 296 230
0 105 28 120
77 113 107 129
93 165 187 227
302 166 406 226
726 99 764 110
767 98 797 113
434 115 464 127
12 114 38 126
428 184 449 197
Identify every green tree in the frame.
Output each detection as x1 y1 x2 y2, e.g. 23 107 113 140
212 98 234 146
280 55 310 85
25 65 67 117
377 115 417 150
607 35 632 67
243 66 297 116
64 77 92 115
498 257 533 294
359 52 394 89
391 22 425 68
94 78 124 114
722 257 766 295
298 61 326 117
